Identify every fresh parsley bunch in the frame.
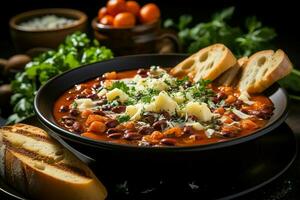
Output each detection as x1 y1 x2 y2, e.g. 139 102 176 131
8 32 113 124
164 7 276 57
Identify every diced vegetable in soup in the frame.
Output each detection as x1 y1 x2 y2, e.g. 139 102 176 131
53 66 274 147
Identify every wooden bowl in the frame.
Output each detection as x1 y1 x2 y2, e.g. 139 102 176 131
9 8 87 52
91 18 179 56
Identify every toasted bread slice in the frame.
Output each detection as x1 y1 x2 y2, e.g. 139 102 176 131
238 49 293 93
216 57 248 86
0 124 107 200
170 44 237 82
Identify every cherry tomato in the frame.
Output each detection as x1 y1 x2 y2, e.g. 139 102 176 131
139 3 160 24
113 12 136 28
106 0 126 16
98 7 108 20
100 15 114 25
126 1 140 16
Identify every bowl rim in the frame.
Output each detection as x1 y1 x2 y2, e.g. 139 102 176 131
9 8 87 33
91 17 160 31
34 53 290 152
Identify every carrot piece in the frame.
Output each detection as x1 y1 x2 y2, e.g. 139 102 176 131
81 109 93 118
88 121 106 133
123 121 135 129
85 114 108 126
143 131 164 144
163 127 182 137
81 132 103 140
223 116 234 124
150 131 164 140
240 119 258 130
225 95 237 104
103 71 117 79
214 107 225 115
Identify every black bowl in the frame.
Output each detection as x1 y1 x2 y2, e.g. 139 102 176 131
34 54 289 160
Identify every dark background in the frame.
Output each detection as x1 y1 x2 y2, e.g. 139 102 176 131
0 0 300 66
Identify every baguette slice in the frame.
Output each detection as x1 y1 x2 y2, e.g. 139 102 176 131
238 49 293 93
0 124 107 200
216 57 248 86
170 43 237 82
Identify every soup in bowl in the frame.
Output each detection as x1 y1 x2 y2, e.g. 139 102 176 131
53 65 274 147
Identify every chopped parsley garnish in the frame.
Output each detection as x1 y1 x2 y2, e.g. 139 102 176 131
140 88 160 103
109 81 129 93
175 76 189 86
71 101 78 109
117 115 130 123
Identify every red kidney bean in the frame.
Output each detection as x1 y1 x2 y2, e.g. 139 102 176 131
93 110 105 116
62 116 75 126
105 120 119 128
189 115 198 121
138 126 154 135
153 119 167 131
189 134 201 140
72 122 83 133
102 105 112 111
69 109 80 117
62 115 75 120
213 92 227 103
160 138 176 145
161 111 171 120
142 113 156 124
107 128 123 134
59 105 69 113
86 93 99 100
108 133 122 139
234 99 243 109
96 76 105 82
183 126 194 135
244 109 273 120
97 99 108 106
112 106 126 113
137 68 148 77
183 81 192 89
92 83 101 89
75 94 86 99
228 113 240 121
123 132 142 140
220 131 236 138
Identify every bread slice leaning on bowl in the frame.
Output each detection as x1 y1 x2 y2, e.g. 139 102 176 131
170 43 293 94
0 124 107 200
238 49 293 94
216 56 248 86
170 43 237 82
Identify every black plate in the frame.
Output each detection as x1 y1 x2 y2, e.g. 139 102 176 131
34 54 289 154
0 120 297 200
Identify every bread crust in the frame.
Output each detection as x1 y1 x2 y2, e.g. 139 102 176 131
216 57 248 86
0 124 107 200
170 44 237 82
238 49 293 93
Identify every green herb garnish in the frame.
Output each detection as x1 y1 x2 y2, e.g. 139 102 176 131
8 32 114 124
109 81 129 93
117 115 130 123
164 7 276 57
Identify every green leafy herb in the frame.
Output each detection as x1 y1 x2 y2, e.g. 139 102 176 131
109 81 129 93
140 88 160 103
117 115 130 123
8 32 113 124
278 69 300 100
164 7 276 57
